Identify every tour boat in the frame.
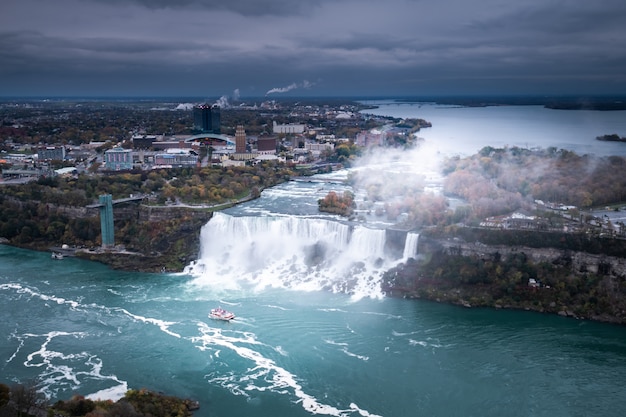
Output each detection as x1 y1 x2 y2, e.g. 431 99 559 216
51 252 64 260
209 307 235 321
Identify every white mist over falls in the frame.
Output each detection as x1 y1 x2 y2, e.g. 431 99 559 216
184 142 439 300
186 212 419 300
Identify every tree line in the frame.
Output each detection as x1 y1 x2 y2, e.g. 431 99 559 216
318 191 355 216
0 162 294 253
443 146 626 221
0 382 196 417
383 240 626 324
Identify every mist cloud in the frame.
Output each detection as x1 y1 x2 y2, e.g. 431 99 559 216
89 0 331 16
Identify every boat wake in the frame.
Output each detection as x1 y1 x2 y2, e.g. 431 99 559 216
193 321 382 417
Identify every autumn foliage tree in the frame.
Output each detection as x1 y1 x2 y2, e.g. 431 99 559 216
443 146 626 221
318 191 355 216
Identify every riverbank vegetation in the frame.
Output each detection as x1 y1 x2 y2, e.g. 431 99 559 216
323 145 626 237
383 236 626 324
345 146 626 232
373 146 626 324
321 142 362 166
318 190 355 216
1 162 293 206
443 146 626 221
0 162 294 270
346 162 450 227
0 382 198 417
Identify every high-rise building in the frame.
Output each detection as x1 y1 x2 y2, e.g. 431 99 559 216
193 104 221 133
235 125 246 153
193 104 207 132
211 105 221 134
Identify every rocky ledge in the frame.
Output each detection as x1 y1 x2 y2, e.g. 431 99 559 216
382 236 626 325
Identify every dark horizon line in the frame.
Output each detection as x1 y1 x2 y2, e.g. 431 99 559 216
1 93 626 105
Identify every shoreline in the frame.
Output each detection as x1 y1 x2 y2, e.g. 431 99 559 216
4 238 624 326
382 235 626 326
384 284 625 326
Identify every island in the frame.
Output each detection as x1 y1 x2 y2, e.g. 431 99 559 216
596 133 626 142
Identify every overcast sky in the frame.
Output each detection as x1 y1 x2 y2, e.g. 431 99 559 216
1 0 625 98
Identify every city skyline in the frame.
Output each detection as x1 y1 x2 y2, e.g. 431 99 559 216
1 0 625 98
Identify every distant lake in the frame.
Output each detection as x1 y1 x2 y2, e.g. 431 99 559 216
360 100 626 157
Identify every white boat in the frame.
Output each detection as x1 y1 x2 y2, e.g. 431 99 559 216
209 307 235 321
51 252 64 260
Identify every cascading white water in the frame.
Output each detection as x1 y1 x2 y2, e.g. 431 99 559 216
186 212 407 299
402 232 419 260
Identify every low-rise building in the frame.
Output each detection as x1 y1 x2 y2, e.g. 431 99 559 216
104 147 133 171
305 142 333 155
356 130 386 147
55 167 77 177
37 146 65 161
154 150 198 168
273 121 306 134
132 135 159 149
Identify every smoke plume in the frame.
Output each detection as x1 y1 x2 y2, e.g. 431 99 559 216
265 80 315 95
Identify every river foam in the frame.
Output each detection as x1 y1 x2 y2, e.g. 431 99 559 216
193 321 380 417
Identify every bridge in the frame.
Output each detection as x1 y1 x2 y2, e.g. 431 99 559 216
85 195 146 209
291 177 347 185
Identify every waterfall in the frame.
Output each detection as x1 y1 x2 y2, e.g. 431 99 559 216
402 232 419 260
186 212 404 299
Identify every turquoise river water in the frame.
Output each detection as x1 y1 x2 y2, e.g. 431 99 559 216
2 101 626 416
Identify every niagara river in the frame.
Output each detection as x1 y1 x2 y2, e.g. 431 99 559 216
2 101 626 416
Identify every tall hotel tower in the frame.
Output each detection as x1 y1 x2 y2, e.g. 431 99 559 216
193 104 221 133
235 125 246 153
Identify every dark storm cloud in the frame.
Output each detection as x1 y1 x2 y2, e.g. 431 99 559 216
0 30 230 77
0 30 190 57
1 0 625 97
310 33 415 54
468 1 626 36
89 0 331 16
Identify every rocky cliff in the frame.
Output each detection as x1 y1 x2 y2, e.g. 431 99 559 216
383 234 626 325
435 238 626 278
77 205 213 273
